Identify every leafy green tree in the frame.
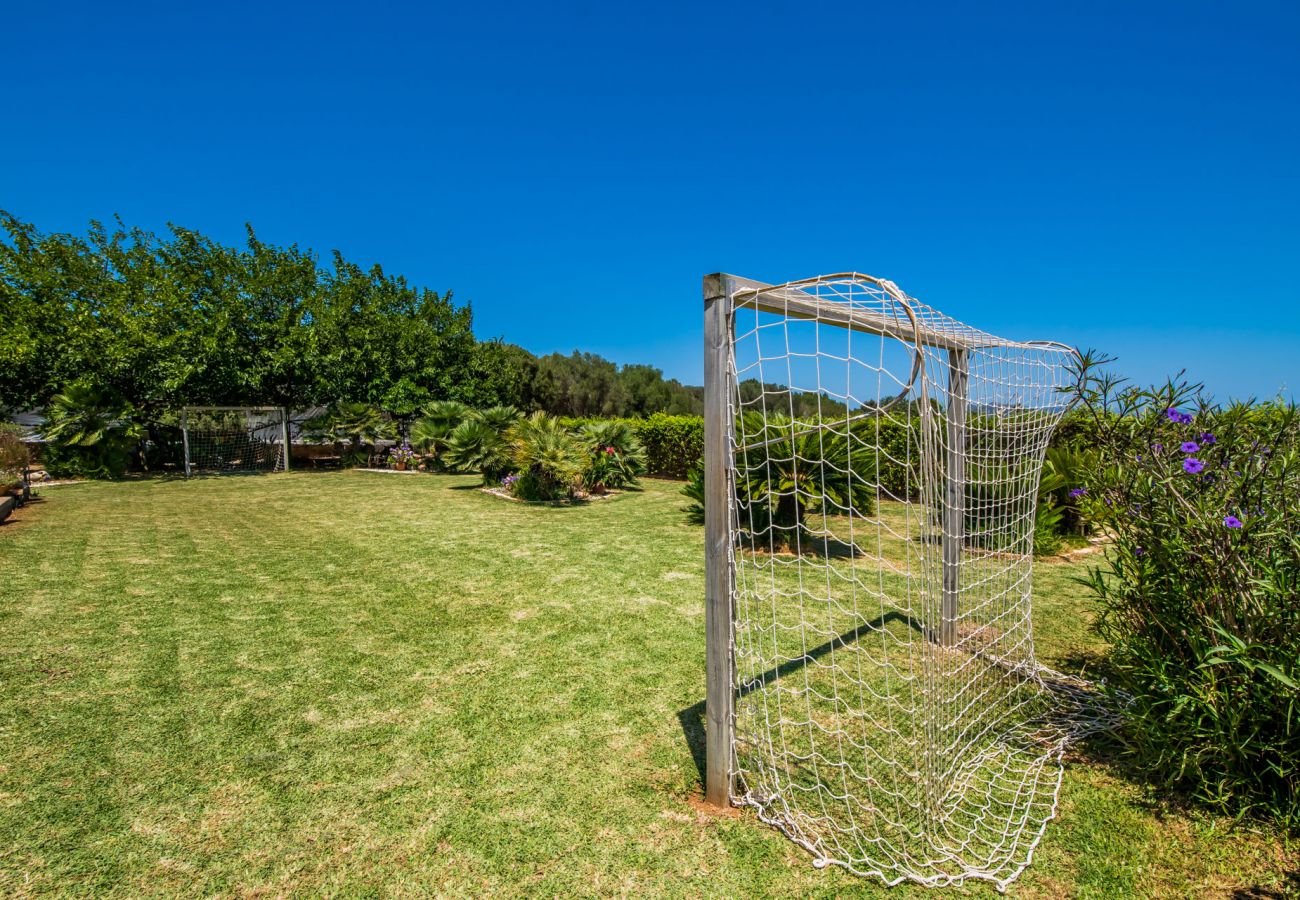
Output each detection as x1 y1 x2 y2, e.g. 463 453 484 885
464 341 544 409
0 210 715 433
536 352 629 417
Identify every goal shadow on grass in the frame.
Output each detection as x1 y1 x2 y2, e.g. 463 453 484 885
676 609 923 790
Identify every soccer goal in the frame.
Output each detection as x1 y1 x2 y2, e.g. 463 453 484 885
702 273 1115 890
181 406 289 476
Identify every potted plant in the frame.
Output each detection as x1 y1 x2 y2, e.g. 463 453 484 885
388 442 417 471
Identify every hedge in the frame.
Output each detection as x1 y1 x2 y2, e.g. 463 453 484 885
560 409 1084 488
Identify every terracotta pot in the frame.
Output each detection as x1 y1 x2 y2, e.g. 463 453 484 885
395 462 407 471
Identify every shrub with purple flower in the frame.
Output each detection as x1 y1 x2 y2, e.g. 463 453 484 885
387 442 418 469
1073 353 1300 829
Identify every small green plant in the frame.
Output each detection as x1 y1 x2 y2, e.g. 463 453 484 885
1040 445 1097 537
1032 501 1065 556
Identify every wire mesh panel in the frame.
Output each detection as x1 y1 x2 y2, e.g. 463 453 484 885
710 273 1114 890
182 407 287 475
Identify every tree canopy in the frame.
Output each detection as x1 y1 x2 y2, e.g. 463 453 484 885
0 211 705 419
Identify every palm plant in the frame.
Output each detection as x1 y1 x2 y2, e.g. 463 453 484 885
734 412 877 548
683 465 705 525
305 402 393 466
443 419 512 484
468 405 521 433
41 383 144 478
409 400 470 467
578 420 647 491
1039 445 1097 536
508 412 585 500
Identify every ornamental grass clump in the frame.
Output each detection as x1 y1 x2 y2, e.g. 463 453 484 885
1073 356 1300 829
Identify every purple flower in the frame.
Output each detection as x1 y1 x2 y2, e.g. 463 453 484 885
1199 432 1216 445
1180 441 1199 453
1223 515 1243 529
1166 407 1182 422
1069 488 1087 498
1183 457 1204 474
1151 443 1164 453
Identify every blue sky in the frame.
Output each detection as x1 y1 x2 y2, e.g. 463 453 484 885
4 1 1297 399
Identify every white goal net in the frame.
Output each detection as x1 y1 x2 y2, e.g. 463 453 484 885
702 273 1116 890
182 407 288 475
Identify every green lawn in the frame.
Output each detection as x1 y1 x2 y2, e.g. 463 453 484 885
0 473 1294 897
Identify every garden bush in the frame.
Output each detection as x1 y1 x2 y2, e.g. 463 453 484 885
1074 358 1300 829
631 413 703 479
559 413 702 480
41 383 144 479
304 402 393 467
408 400 469 468
468 404 522 434
444 419 512 484
846 413 919 501
682 465 705 525
733 412 877 549
577 420 646 491
508 412 585 501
